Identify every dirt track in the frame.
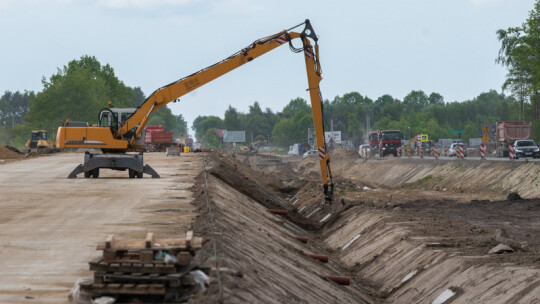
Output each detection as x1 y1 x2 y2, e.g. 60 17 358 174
0 152 200 303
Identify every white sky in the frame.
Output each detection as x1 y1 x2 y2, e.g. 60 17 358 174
0 0 533 134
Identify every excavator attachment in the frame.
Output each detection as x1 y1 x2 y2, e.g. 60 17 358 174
67 152 160 179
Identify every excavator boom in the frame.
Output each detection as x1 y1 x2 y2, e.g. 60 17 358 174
57 20 334 201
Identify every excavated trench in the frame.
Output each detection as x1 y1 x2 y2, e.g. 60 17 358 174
187 152 540 303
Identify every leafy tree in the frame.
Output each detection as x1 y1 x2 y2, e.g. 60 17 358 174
223 105 242 130
203 128 221 149
0 90 33 127
192 116 223 140
428 92 444 105
282 97 311 118
403 90 428 113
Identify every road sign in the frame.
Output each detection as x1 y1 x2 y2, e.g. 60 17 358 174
420 134 428 142
450 130 464 134
482 132 490 143
482 124 490 133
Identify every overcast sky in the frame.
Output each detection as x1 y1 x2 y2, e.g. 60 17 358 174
0 0 534 134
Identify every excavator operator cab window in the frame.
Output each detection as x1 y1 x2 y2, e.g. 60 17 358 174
121 113 132 126
99 111 118 130
41 132 47 140
31 132 41 140
100 112 111 127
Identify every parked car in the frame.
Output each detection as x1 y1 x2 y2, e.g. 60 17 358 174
448 143 467 157
513 140 540 159
358 144 370 157
302 150 318 159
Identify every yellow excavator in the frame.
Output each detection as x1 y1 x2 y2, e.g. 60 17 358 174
56 20 334 201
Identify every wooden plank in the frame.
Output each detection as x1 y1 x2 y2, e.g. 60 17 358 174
89 260 177 274
145 232 154 248
105 234 115 249
177 252 192 266
102 250 117 262
140 250 154 263
84 283 165 295
96 237 202 251
185 231 193 248
94 271 106 284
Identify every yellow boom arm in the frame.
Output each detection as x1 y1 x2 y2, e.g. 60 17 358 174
58 20 334 200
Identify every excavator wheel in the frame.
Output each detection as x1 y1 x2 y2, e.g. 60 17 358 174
128 169 136 178
84 171 91 178
91 169 99 178
136 172 143 178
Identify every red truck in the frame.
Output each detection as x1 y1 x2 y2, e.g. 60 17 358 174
495 121 532 157
369 130 402 157
145 126 174 152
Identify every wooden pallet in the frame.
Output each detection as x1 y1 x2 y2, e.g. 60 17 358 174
79 281 166 295
98 232 200 264
97 232 201 251
89 258 178 274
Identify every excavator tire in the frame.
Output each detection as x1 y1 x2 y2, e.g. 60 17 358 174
91 169 99 178
84 171 91 178
129 169 136 178
136 172 143 178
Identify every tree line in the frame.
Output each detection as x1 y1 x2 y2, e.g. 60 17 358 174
0 55 188 149
192 90 519 149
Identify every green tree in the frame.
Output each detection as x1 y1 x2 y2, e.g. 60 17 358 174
223 105 242 130
282 97 311 118
0 90 33 127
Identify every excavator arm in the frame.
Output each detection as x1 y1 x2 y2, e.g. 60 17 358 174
59 20 334 201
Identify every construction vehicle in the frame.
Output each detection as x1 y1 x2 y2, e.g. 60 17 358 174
56 20 334 201
145 126 174 152
495 121 532 157
25 130 55 153
240 140 265 153
369 130 402 157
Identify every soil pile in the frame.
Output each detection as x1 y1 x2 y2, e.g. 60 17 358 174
0 146 24 160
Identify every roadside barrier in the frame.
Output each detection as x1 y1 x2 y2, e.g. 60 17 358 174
420 147 424 158
397 147 401 158
480 144 486 160
457 146 464 159
408 146 411 158
434 146 438 159
509 145 514 160
444 146 448 156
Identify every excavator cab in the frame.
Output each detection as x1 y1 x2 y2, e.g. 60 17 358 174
99 108 136 129
99 108 145 148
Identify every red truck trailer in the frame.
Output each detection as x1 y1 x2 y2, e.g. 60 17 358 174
145 126 174 152
496 121 532 157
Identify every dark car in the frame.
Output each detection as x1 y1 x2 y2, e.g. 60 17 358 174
513 140 540 159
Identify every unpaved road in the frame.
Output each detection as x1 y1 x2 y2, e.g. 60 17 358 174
0 152 201 303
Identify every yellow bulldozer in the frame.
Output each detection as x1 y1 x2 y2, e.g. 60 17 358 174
25 130 55 153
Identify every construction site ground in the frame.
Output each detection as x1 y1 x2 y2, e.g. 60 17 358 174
0 147 539 303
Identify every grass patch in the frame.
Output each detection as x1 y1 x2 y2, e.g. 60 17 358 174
416 175 433 186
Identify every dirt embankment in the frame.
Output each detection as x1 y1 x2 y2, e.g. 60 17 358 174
286 152 540 303
187 151 540 303
188 153 372 303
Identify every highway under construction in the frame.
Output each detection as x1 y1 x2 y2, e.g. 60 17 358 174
0 147 539 303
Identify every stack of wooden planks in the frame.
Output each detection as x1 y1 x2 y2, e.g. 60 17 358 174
79 231 208 302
